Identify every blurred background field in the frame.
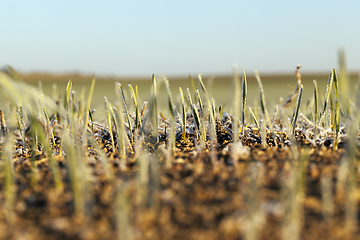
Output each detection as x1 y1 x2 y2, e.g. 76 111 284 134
6 71 357 121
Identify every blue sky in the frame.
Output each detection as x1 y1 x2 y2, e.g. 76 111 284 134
1 0 359 77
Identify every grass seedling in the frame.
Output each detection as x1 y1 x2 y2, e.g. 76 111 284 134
198 74 218 171
313 80 319 141
105 97 116 154
198 74 217 145
83 77 96 133
248 107 260 129
16 103 26 150
196 89 204 116
319 71 334 126
179 87 186 140
88 137 115 182
189 74 198 103
232 65 241 143
290 84 304 135
64 79 72 113
119 83 133 144
41 94 56 147
192 104 205 144
241 67 247 136
30 117 64 192
162 75 176 152
128 84 141 129
333 69 341 151
255 70 277 147
186 88 194 111
0 110 8 136
153 74 159 142
113 96 130 159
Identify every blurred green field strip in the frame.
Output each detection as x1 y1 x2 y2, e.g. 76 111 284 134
2 72 358 120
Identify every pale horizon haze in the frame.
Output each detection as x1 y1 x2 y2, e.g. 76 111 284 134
1 0 359 77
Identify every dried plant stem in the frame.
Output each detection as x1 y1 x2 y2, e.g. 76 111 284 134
283 65 302 108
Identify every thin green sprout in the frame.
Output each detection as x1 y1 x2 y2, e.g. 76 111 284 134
119 83 133 144
179 87 186 140
128 84 140 129
290 84 304 135
83 77 96 133
241 67 247 135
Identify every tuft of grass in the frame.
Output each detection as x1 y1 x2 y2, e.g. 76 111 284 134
30 117 64 192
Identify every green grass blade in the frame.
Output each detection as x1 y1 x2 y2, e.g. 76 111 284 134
128 84 140 129
186 88 193 110
162 75 175 117
189 75 198 103
333 69 341 151
290 84 304 135
192 104 204 144
64 79 72 112
319 71 334 125
105 97 116 154
196 89 203 116
198 74 217 148
313 80 318 141
248 107 260 129
83 77 96 133
179 87 186 140
115 82 132 157
232 65 241 143
30 117 64 192
152 74 159 142
162 75 176 151
241 67 247 135
119 83 133 144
